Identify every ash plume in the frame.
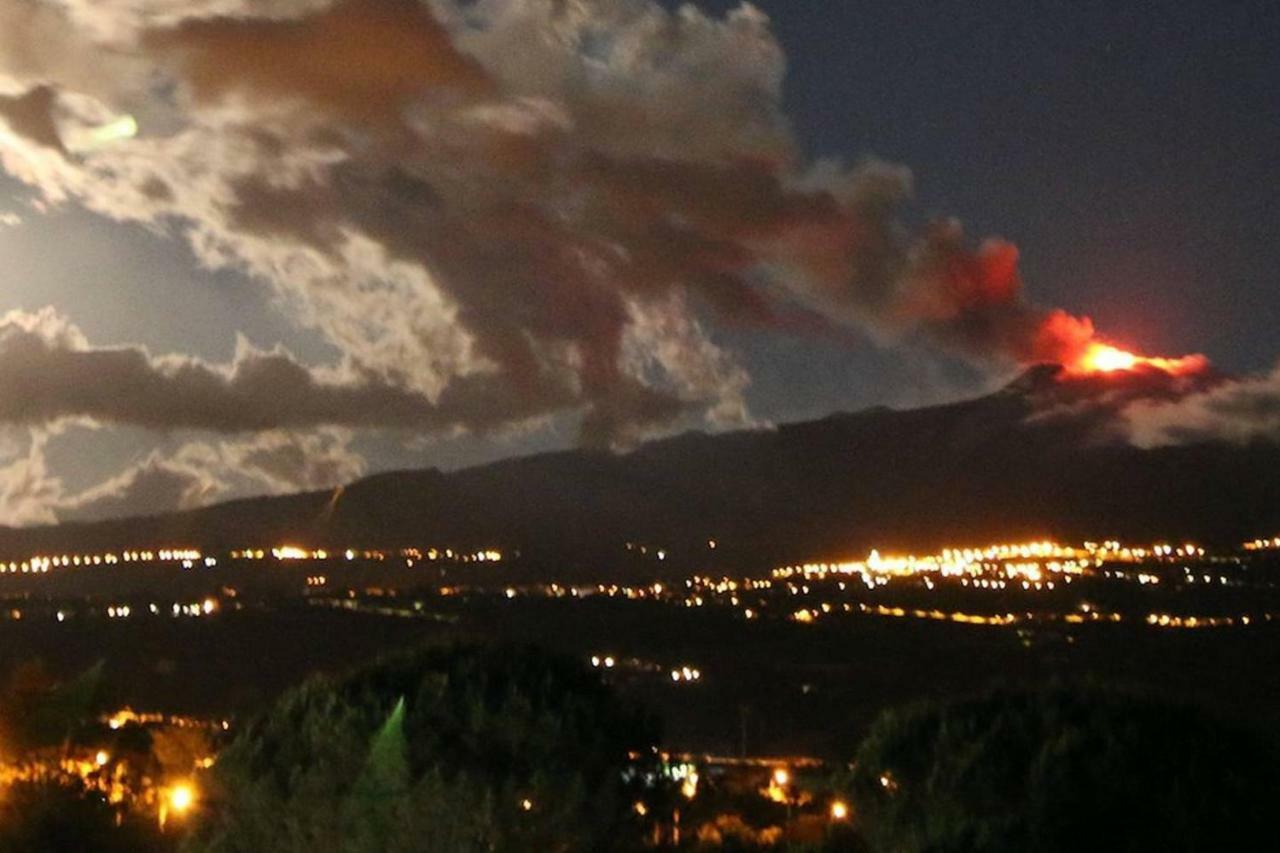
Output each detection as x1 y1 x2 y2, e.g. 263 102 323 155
0 0 1118 452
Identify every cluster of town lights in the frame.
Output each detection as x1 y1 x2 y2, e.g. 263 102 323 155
0 707 220 832
590 654 703 684
236 545 503 563
310 529 1279 637
774 539 1213 588
6 534 1278 637
0 544 502 575
100 599 219 620
0 549 207 574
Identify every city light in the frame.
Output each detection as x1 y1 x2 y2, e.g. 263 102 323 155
0 543 505 577
169 783 195 814
159 781 198 830
681 769 699 800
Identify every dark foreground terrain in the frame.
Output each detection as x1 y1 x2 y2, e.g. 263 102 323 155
4 597 1276 758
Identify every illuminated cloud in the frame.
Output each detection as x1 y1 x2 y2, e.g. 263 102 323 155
0 425 366 525
0 307 567 433
0 430 62 526
8 0 1230 526
0 0 1111 452
1124 363 1280 447
226 428 365 495
57 429 365 522
59 443 232 522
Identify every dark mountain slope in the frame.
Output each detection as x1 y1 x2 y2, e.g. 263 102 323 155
2 366 1276 578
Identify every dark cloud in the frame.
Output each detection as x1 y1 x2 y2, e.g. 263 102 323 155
0 308 564 433
0 86 65 153
146 0 493 124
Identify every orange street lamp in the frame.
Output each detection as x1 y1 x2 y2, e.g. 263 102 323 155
159 782 196 831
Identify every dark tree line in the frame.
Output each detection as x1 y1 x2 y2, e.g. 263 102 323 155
848 683 1280 852
188 643 659 853
5 649 1279 851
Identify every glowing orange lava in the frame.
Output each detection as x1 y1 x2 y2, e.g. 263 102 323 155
1080 343 1138 373
1070 342 1208 377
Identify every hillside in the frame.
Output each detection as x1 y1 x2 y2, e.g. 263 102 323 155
2 365 1277 578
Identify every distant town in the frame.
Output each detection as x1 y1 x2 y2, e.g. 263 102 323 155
3 533 1277 632
1 530 1277 845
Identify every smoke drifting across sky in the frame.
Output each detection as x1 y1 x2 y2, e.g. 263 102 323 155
0 0 1274 523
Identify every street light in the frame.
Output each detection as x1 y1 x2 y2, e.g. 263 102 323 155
830 800 849 821
170 784 195 813
159 782 196 830
770 767 792 823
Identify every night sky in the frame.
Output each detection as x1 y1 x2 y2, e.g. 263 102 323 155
0 0 1276 524
747 0 1280 370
